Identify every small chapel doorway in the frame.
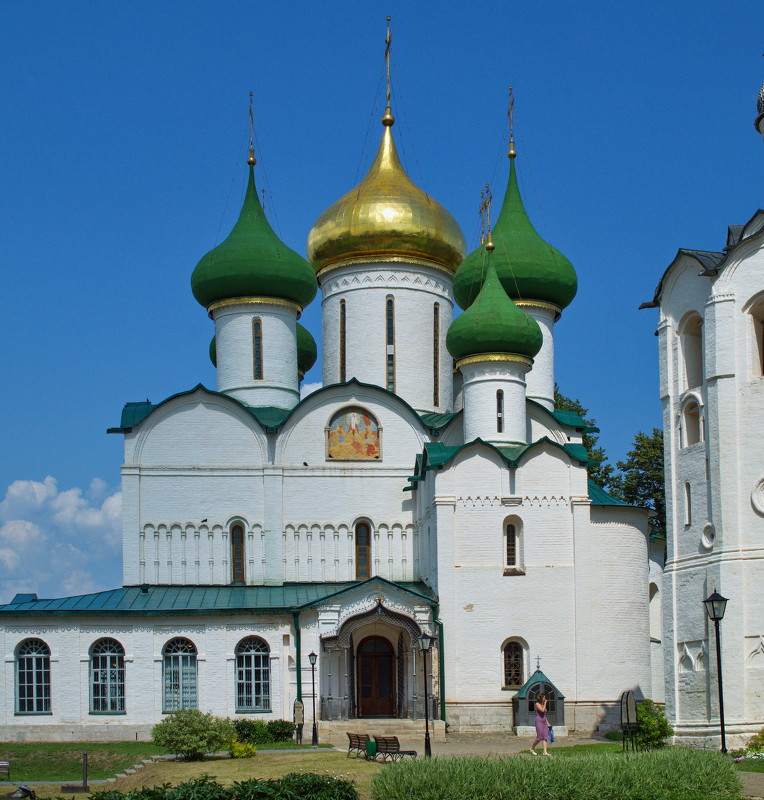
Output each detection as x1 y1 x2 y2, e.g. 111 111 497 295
357 636 395 717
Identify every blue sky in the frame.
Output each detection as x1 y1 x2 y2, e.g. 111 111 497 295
1 1 762 600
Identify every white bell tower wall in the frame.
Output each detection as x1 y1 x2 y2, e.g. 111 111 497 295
517 301 557 411
320 260 454 413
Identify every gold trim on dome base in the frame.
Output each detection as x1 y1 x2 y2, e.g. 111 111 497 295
514 299 562 319
456 353 533 369
207 296 302 318
316 253 457 280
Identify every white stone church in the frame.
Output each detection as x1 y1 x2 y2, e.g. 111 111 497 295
640 85 764 749
0 91 659 741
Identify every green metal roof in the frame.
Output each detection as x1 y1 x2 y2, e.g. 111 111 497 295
109 379 452 438
0 579 437 617
587 479 630 506
423 437 590 470
515 669 565 699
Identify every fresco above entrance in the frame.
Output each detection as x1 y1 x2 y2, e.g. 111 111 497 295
327 407 381 460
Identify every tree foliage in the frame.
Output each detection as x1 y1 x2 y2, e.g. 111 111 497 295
612 428 666 539
554 386 617 490
152 708 236 761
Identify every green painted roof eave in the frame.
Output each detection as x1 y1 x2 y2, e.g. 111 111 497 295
515 669 565 699
588 479 651 512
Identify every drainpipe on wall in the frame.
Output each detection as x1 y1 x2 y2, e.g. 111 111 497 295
292 610 302 701
431 603 446 724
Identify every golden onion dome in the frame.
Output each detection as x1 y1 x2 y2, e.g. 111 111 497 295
307 113 466 274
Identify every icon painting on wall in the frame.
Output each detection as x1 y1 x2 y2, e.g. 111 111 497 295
327 407 381 460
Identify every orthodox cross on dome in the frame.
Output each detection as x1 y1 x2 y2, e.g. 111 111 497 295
536 655 541 670
508 85 517 159
382 17 395 126
247 92 257 166
375 591 385 605
479 183 494 248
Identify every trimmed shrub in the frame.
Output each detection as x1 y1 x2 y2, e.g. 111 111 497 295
227 739 258 759
266 719 296 742
747 726 764 752
232 718 271 745
277 773 358 800
152 709 236 761
636 698 674 749
369 748 741 800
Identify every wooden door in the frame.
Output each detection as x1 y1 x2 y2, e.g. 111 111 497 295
357 636 395 717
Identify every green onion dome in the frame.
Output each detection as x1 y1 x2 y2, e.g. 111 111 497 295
453 159 577 310
446 252 542 362
192 166 317 309
296 322 317 378
209 335 217 367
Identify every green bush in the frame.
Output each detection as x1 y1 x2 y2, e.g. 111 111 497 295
152 709 236 761
277 773 358 800
232 718 271 745
747 726 764 752
266 719 295 742
636 698 674 749
227 739 258 759
370 748 741 800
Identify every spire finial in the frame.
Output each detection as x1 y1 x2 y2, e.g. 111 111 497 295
480 183 495 250
247 92 257 166
382 17 395 127
508 85 517 159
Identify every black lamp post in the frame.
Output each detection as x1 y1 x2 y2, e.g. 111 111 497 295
703 589 729 754
418 632 433 758
308 650 318 748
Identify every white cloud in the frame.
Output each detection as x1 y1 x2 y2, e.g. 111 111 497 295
0 477 122 604
300 381 322 399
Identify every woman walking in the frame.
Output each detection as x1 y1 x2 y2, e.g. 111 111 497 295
530 692 551 756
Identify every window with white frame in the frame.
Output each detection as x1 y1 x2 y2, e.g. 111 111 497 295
503 640 525 687
16 639 51 714
235 637 271 712
682 400 701 446
163 638 197 712
503 517 524 574
684 482 692 526
90 638 125 713
680 314 703 390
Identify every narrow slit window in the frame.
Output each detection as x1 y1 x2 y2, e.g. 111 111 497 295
433 303 440 407
253 318 264 380
386 297 395 392
340 300 347 382
231 524 245 583
503 641 523 687
684 482 692 526
355 522 371 580
497 390 504 433
506 523 516 567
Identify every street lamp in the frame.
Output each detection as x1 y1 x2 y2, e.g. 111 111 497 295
418 632 434 758
703 589 729 754
308 651 318 748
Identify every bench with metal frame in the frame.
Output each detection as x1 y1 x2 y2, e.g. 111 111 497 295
0 762 10 780
346 732 370 758
373 735 417 762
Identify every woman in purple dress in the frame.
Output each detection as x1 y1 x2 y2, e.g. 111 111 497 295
530 692 551 756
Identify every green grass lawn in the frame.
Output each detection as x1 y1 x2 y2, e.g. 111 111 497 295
0 741 331 782
734 756 764 773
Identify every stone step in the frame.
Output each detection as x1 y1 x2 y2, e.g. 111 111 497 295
317 719 446 744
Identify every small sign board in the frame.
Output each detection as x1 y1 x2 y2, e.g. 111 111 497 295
293 699 304 725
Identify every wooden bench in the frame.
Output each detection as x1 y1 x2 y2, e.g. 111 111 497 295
0 761 10 780
373 735 417 762
346 732 370 758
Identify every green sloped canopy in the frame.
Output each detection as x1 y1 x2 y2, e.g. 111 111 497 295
446 255 542 361
453 159 577 310
192 166 317 309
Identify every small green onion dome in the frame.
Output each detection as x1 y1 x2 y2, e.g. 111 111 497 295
453 159 577 310
296 322 317 377
209 335 217 367
192 166 317 309
446 253 542 362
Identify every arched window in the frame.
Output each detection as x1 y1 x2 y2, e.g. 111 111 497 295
235 637 271 712
90 638 125 713
355 521 371 580
163 638 197 712
502 640 525 688
684 483 692 526
496 390 504 433
339 299 347 382
386 296 395 392
680 314 703 390
231 523 245 583
433 303 440 407
750 298 764 376
503 517 524 575
682 400 701 446
252 318 264 380
16 639 51 714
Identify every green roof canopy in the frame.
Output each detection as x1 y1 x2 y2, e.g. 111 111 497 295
453 159 577 311
191 166 317 309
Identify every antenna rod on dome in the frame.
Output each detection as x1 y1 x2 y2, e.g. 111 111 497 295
247 92 256 166
382 17 395 126
508 85 517 159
